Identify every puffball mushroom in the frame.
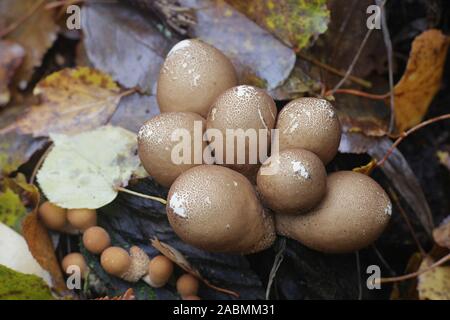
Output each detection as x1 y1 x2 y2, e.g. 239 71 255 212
138 112 206 188
67 208 97 231
82 226 111 254
157 39 237 117
100 247 131 277
147 255 174 288
276 171 392 253
206 85 277 176
276 98 341 164
38 201 67 231
257 148 326 214
176 273 199 298
61 253 88 278
166 165 276 254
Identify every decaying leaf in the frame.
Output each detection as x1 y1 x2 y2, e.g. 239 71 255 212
37 126 142 209
0 222 51 287
394 29 450 132
82 2 176 94
417 256 450 300
180 0 296 90
152 238 239 298
227 0 330 50
4 67 126 137
0 0 58 87
352 159 377 176
0 40 25 106
96 288 136 300
0 187 26 232
0 264 53 300
433 216 450 249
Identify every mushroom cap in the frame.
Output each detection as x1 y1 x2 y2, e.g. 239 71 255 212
206 85 277 176
67 208 97 231
82 226 111 254
166 165 276 254
176 273 199 297
38 201 67 231
138 112 206 188
100 247 131 277
276 98 341 164
257 148 327 214
157 39 237 117
61 253 87 277
147 255 174 288
276 171 392 253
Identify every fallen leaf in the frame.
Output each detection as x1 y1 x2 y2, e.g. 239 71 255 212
0 264 53 300
0 222 51 286
0 40 25 106
95 288 135 300
152 238 239 298
3 67 126 137
82 2 177 94
36 126 142 209
433 216 450 249
417 256 450 300
0 0 58 87
394 29 450 132
227 0 330 50
352 159 377 175
180 0 296 90
0 187 26 232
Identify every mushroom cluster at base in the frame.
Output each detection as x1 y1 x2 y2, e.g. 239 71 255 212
137 38 392 255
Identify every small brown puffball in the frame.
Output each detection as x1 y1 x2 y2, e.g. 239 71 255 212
67 208 97 231
177 274 199 297
61 253 87 277
100 247 131 277
137 112 206 188
276 98 341 164
147 255 174 288
38 201 67 231
82 226 111 254
257 149 327 214
157 39 237 117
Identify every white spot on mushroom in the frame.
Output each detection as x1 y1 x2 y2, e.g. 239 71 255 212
384 202 392 216
168 40 191 56
257 108 268 129
291 161 310 179
204 196 211 205
193 74 201 87
210 107 217 121
233 181 238 187
169 192 187 218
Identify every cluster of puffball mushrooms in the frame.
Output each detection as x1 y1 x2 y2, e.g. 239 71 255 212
138 39 393 255
38 202 201 299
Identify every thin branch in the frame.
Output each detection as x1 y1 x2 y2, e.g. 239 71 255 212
325 88 390 100
297 52 372 88
265 237 286 300
116 187 167 205
376 114 450 167
378 253 450 284
0 0 46 38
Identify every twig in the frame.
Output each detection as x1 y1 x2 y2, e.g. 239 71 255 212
325 88 390 100
116 187 167 205
0 0 46 38
376 0 396 133
297 51 372 88
377 252 450 284
376 114 450 167
388 188 426 256
265 237 286 300
355 251 362 300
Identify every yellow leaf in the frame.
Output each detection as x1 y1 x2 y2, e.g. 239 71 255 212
352 159 377 176
417 256 450 300
5 67 125 137
394 29 450 132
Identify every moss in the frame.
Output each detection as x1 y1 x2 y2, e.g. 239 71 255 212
0 265 54 300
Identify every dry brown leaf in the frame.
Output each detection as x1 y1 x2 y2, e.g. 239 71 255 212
352 159 377 175
0 0 58 87
417 256 450 300
151 238 239 298
95 288 136 300
0 40 25 106
433 217 450 249
394 29 450 132
16 178 66 292
2 67 128 137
